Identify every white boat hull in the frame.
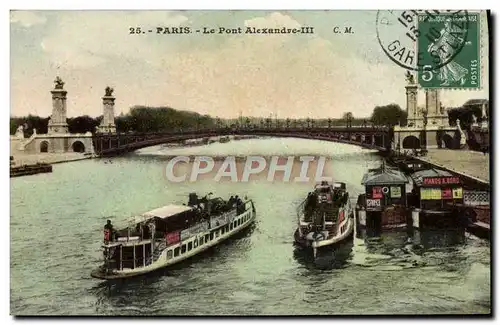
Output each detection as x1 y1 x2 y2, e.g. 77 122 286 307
92 207 256 280
294 216 354 250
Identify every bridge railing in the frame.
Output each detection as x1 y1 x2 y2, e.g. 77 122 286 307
92 126 390 137
92 126 392 155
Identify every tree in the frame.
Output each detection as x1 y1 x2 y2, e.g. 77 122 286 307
10 115 50 136
265 118 271 128
370 104 407 127
68 115 100 133
342 112 354 128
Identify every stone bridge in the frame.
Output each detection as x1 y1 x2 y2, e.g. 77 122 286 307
92 127 392 156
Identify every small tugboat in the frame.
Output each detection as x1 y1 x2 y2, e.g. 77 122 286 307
91 193 256 280
294 181 354 257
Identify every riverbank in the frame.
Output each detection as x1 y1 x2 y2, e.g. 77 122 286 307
416 149 490 185
386 149 490 239
10 153 94 166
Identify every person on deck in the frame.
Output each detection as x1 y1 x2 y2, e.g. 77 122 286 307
104 220 115 242
235 196 243 213
304 192 314 221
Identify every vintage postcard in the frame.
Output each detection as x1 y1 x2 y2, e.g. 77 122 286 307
10 9 491 316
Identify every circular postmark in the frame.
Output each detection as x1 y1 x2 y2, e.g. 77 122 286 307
376 10 469 72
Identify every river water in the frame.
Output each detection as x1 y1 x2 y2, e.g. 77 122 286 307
10 138 491 315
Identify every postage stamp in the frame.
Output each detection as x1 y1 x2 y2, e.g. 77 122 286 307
417 12 481 89
376 10 481 89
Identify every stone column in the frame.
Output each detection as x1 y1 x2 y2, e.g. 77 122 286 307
425 89 447 126
48 77 69 134
425 89 439 116
97 87 117 134
405 84 419 127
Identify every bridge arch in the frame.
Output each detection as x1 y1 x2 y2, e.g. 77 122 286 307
442 134 454 149
71 140 85 153
402 135 420 149
92 128 391 156
40 141 49 153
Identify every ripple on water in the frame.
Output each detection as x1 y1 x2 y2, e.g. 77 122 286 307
10 139 491 315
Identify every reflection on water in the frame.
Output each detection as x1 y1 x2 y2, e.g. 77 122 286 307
359 227 467 252
10 138 490 315
353 227 470 271
293 237 354 271
90 222 258 310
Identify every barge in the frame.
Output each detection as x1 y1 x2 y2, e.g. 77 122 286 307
10 162 53 177
356 162 410 232
408 169 468 229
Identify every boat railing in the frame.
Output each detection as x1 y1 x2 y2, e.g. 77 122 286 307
242 199 256 214
297 199 306 220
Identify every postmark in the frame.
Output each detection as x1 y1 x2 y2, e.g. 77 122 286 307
376 10 480 89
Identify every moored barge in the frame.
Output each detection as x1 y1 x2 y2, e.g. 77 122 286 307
356 162 410 232
10 162 53 177
91 193 256 280
408 169 467 229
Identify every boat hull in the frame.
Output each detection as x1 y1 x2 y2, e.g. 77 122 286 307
411 208 467 229
294 217 354 250
91 207 256 280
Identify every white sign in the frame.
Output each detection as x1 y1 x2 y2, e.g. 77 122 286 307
210 214 228 228
209 209 238 229
180 221 209 240
366 199 381 208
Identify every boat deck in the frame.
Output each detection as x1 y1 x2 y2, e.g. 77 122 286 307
473 221 490 230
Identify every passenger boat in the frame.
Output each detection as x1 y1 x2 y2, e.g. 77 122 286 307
294 181 354 257
91 193 256 280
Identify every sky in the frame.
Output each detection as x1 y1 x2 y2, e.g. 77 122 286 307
10 10 489 119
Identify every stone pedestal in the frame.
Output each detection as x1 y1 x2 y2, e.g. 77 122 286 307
97 95 117 133
48 88 69 134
